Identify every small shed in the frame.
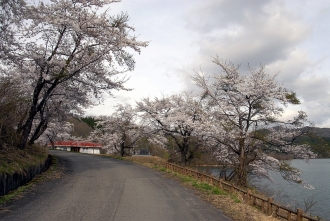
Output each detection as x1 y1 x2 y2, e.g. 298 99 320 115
49 141 103 154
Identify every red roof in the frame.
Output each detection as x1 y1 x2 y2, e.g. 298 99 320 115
49 141 102 148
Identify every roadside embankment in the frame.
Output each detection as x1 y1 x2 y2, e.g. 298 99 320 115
0 145 51 196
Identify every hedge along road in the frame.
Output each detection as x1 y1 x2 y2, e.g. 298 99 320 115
0 150 231 221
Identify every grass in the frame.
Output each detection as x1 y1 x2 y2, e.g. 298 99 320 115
0 145 48 175
171 172 242 203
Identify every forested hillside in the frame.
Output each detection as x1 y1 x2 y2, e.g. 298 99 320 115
297 128 330 158
66 117 93 138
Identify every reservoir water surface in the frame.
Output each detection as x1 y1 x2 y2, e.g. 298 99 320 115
198 158 330 220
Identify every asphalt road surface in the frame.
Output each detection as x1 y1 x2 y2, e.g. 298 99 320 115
0 150 231 221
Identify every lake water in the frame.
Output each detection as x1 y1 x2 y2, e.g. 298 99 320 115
197 159 330 220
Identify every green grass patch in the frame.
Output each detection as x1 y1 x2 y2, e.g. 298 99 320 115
193 182 229 195
211 186 227 195
165 170 242 205
152 165 167 172
200 183 212 190
181 175 194 183
231 195 241 203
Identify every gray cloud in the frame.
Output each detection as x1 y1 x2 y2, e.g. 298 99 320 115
178 0 330 127
185 0 272 33
83 0 330 127
184 0 310 65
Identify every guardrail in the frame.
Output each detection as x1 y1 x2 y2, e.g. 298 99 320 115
165 162 318 221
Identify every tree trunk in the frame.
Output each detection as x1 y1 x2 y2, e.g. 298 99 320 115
236 138 248 186
17 76 44 149
236 159 248 187
120 143 125 157
180 138 189 165
18 115 35 149
17 73 59 149
28 117 48 145
180 149 187 165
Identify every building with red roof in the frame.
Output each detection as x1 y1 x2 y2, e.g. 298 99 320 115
49 141 103 154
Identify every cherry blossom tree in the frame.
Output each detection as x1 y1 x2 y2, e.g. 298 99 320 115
192 57 316 187
0 0 25 59
36 120 73 147
90 104 143 156
0 0 28 149
0 0 148 149
0 75 30 148
136 92 204 165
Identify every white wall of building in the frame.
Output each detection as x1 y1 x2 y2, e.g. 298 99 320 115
80 148 100 155
55 147 71 151
54 146 101 154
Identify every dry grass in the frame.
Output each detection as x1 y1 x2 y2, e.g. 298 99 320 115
0 145 48 175
123 155 281 221
196 189 280 221
66 117 93 138
123 155 166 168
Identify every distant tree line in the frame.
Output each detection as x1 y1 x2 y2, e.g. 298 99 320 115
296 134 330 158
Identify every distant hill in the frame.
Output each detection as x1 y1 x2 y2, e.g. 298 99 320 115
296 127 330 158
308 127 330 138
66 117 94 138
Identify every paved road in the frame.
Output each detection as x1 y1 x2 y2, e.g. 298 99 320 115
0 151 231 221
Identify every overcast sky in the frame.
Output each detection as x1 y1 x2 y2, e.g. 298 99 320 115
84 0 330 128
